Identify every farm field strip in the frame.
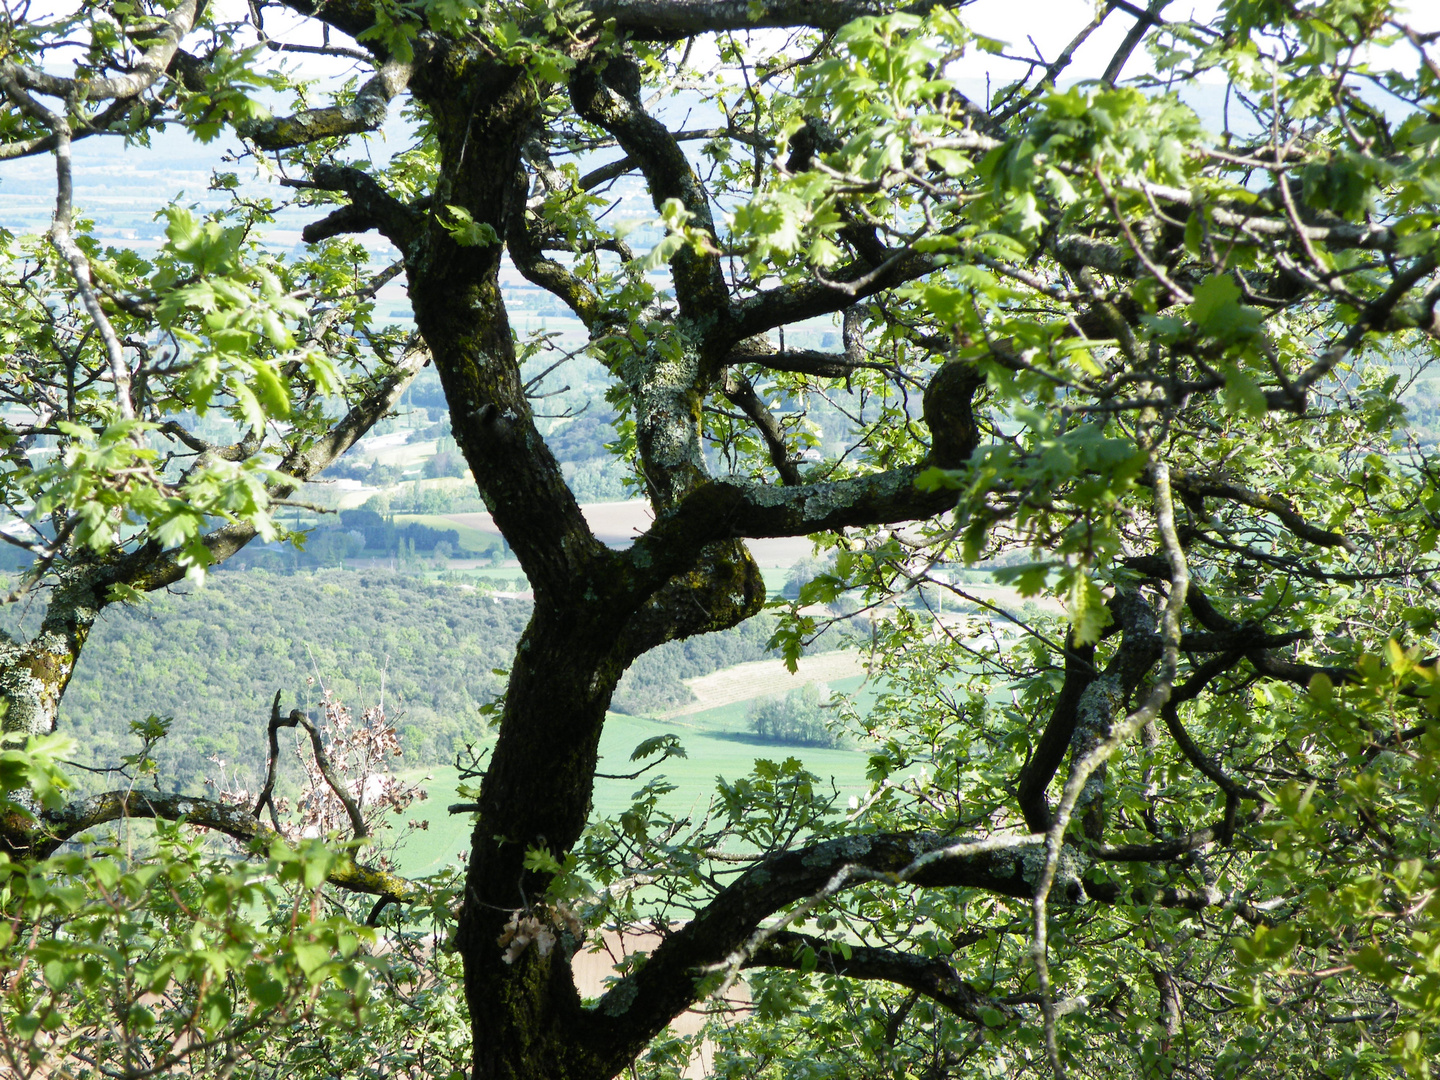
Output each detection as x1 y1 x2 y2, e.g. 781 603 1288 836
667 650 869 717
392 672 876 878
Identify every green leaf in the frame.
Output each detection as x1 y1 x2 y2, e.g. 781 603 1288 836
249 361 291 418
630 734 686 762
523 846 563 875
1189 274 1261 342
1067 570 1112 646
1184 212 1204 256
291 943 331 980
245 964 286 1008
1223 364 1268 417
442 205 500 248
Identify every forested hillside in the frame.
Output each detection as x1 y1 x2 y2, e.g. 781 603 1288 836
4 569 787 793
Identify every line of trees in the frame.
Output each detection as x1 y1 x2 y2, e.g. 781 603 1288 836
336 508 462 553
749 684 842 748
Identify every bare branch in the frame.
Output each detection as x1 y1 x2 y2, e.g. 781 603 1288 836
993 1 1115 123
254 691 368 840
1100 0 1168 86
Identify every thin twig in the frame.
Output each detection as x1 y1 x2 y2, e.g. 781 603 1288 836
253 690 368 839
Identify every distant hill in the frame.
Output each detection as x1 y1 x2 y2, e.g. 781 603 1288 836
8 567 794 795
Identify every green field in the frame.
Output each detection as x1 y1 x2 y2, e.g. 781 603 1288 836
392 513 504 555
759 567 790 594
390 675 877 877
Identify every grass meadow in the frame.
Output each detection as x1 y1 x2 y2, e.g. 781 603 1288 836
390 674 877 877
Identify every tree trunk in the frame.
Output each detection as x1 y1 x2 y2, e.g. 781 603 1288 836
0 566 106 739
404 54 642 1079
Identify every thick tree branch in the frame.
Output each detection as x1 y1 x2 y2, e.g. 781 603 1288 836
1016 634 1096 833
746 930 1003 1025
611 538 767 664
1100 0 1168 85
1123 554 1357 688
1093 815 1255 861
1169 469 1358 552
240 60 410 149
158 422 262 462
1159 653 1267 804
1247 651 1356 688
582 814 1266 1072
4 0 199 102
581 830 1045 1073
570 57 730 327
0 94 161 161
24 791 421 902
275 0 386 51
1031 463 1188 1077
285 164 424 248
732 249 934 341
0 340 422 735
728 346 892 378
589 0 957 37
507 190 608 330
577 127 773 191
623 358 979 589
1177 628 1309 652
1082 877 1280 925
993 1 1115 123
722 370 802 484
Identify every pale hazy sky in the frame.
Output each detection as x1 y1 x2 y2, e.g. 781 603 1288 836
19 1 1440 93
949 0 1434 84
953 0 1219 82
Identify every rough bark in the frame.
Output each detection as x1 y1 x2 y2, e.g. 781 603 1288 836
329 28 998 1073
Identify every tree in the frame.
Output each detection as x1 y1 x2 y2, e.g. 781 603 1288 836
750 683 840 746
4 1 1440 1078
424 435 471 478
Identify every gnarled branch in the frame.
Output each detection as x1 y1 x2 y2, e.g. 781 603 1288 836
746 930 1004 1026
570 56 730 327
285 164 424 248
254 691 367 839
23 791 421 903
241 60 411 150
